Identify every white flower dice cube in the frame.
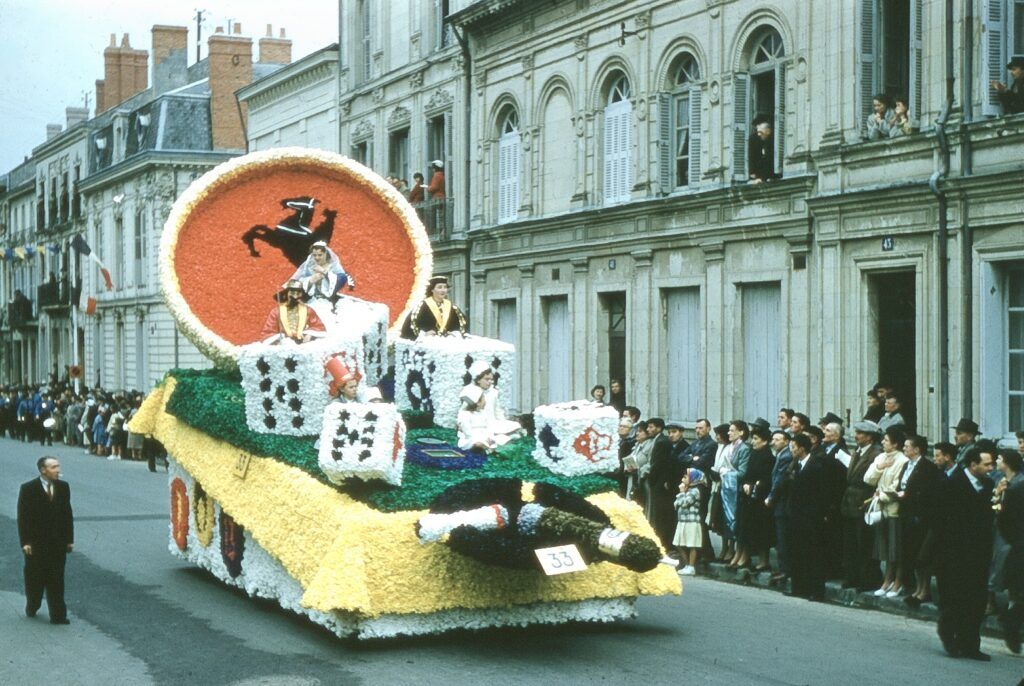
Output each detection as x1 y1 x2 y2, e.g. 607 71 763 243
531 401 621 476
318 402 406 485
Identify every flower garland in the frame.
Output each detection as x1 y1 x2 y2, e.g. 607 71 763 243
158 147 434 369
193 482 216 547
532 401 621 476
170 477 189 551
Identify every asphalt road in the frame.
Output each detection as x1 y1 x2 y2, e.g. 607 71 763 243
1 437 1020 686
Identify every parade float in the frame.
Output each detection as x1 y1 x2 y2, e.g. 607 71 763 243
128 148 679 639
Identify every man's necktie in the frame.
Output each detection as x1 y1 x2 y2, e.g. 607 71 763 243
46 482 53 501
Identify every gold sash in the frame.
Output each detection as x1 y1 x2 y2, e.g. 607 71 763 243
279 303 308 339
424 298 451 332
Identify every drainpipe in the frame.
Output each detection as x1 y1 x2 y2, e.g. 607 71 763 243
960 0 974 415
929 0 954 439
451 24 473 311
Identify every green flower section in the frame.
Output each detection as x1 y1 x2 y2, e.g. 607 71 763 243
161 370 617 512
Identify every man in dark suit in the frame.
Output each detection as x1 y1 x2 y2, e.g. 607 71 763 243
785 433 828 600
841 421 883 590
17 456 74 624
896 433 943 608
765 429 793 581
678 419 718 560
645 418 681 551
935 445 995 660
997 450 1024 654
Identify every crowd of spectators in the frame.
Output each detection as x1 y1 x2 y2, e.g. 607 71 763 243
385 160 447 232
0 379 167 472
608 380 1024 661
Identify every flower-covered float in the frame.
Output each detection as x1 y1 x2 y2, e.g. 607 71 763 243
130 148 680 639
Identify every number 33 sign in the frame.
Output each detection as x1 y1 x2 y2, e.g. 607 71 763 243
534 544 587 575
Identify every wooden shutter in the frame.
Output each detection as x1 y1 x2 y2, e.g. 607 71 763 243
546 297 570 403
688 88 702 189
742 283 782 420
732 73 750 182
603 101 631 204
909 0 924 127
859 0 878 130
982 0 1006 116
443 110 453 196
774 62 786 176
496 300 518 411
666 288 701 421
656 92 673 194
498 131 520 223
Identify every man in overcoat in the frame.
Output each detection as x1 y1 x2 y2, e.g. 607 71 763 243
841 421 883 590
785 433 829 600
17 456 74 624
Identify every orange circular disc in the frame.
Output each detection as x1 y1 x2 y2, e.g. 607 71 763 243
160 148 432 367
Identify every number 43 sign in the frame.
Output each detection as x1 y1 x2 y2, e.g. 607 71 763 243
534 544 588 576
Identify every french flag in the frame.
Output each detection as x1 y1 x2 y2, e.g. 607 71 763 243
71 233 114 291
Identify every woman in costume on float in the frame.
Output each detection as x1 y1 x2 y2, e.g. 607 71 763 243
456 360 521 453
400 275 468 339
290 241 355 330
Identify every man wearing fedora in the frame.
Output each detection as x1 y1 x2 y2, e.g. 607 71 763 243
953 418 980 466
991 57 1024 115
260 279 326 345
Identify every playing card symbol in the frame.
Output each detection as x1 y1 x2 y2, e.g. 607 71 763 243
364 412 378 423
538 424 561 461
491 357 501 368
292 416 304 428
358 449 372 461
275 385 286 401
405 370 430 411
286 378 299 393
288 397 302 412
347 430 360 443
464 355 473 368
256 357 270 375
359 436 373 446
462 372 472 385
264 416 277 429
259 378 272 393
338 410 350 422
262 398 273 412
333 439 346 449
493 372 501 387
284 357 298 373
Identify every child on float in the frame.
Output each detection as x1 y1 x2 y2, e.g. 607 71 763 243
674 468 706 576
456 360 522 453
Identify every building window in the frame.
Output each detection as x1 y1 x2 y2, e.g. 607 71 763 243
1009 267 1024 430
359 0 373 82
133 209 146 287
983 0 1024 116
59 172 69 221
497 108 520 224
114 216 124 290
388 127 410 187
742 282 782 419
603 73 633 205
72 165 81 219
543 296 570 403
859 0 923 127
351 139 372 168
658 53 702 192
664 288 701 421
435 0 452 49
733 28 786 181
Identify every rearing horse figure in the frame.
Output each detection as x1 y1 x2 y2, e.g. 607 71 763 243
241 197 338 268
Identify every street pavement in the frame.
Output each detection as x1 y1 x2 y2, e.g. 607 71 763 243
1 437 1019 685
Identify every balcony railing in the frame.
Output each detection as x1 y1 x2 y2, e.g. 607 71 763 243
7 298 35 327
413 199 454 241
37 278 81 310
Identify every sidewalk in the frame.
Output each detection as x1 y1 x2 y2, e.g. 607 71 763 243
700 560 1006 637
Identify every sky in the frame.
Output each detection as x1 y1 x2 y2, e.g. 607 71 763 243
0 0 339 173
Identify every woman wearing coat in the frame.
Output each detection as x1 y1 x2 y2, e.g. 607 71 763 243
864 426 909 597
737 425 777 571
722 420 752 569
709 423 732 561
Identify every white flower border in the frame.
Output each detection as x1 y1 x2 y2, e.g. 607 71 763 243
167 456 640 639
532 401 621 476
159 147 433 368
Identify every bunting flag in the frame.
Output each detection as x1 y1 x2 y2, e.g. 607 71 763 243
70 233 113 291
13 246 26 260
78 290 98 315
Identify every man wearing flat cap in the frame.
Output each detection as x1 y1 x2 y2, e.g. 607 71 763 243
954 418 980 466
991 57 1024 115
400 275 468 339
260 279 326 345
840 420 883 590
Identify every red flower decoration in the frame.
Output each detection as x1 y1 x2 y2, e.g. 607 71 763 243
170 478 189 551
572 427 614 462
392 424 403 463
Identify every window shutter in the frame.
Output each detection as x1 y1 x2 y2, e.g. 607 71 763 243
688 88 702 189
657 92 673 194
443 110 453 194
732 73 750 182
498 132 520 223
603 108 615 201
774 62 786 176
604 101 631 204
982 0 1005 117
859 0 878 130
909 0 924 127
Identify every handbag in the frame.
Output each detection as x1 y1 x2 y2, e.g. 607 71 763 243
863 497 883 526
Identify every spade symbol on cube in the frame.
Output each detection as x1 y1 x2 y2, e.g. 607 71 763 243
286 378 299 393
275 385 286 402
259 378 272 392
288 397 302 412
256 357 270 375
284 357 298 373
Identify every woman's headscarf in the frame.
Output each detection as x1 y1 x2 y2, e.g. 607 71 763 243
290 241 348 283
686 468 706 488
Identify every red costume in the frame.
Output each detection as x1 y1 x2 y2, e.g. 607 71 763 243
260 302 326 343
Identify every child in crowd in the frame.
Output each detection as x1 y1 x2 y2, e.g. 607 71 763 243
674 468 706 576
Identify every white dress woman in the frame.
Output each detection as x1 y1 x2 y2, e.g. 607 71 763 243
290 241 356 332
456 362 522 452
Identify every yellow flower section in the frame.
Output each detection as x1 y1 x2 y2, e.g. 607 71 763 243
134 382 680 618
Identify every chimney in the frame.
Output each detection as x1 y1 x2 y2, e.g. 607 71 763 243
152 25 188 95
46 124 63 141
100 34 121 113
66 107 89 128
98 32 149 113
259 25 292 64
95 79 106 114
207 31 253 150
233 22 242 35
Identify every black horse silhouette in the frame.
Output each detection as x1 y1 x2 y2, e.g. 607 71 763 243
241 197 338 268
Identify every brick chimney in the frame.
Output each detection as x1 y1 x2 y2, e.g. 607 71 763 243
152 25 188 95
258 25 292 64
98 33 149 113
46 124 63 141
66 107 90 128
208 31 252 150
